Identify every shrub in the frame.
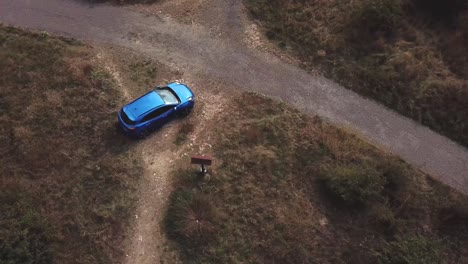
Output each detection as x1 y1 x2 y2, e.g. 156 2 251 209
350 0 403 37
376 235 444 264
319 163 386 205
87 0 159 4
378 160 411 193
408 0 466 22
438 201 468 231
166 191 217 240
369 203 397 232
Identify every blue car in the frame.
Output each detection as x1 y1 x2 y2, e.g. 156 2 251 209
118 82 195 138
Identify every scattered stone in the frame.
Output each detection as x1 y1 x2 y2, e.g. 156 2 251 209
317 49 326 57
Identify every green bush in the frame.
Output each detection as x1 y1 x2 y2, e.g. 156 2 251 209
369 203 397 230
377 235 444 264
320 163 386 205
378 160 411 193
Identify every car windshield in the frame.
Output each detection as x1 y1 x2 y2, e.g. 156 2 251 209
155 88 179 105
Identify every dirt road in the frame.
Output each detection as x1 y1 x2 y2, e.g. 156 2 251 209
1 0 467 194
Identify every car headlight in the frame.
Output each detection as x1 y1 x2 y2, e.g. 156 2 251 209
188 96 193 101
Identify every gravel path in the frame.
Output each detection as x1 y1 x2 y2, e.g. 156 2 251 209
1 0 467 194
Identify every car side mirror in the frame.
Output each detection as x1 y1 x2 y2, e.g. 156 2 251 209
156 85 161 89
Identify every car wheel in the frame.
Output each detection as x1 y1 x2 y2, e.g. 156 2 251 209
115 122 121 132
179 106 193 117
138 129 150 139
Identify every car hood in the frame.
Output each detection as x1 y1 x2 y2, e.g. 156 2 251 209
167 82 194 104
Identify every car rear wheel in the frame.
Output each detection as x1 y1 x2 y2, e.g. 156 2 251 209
115 122 121 132
138 129 150 139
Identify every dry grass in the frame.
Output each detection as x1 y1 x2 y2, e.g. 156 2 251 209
174 121 194 145
165 93 468 263
377 235 445 264
128 59 158 86
0 26 142 263
86 0 159 4
246 0 468 147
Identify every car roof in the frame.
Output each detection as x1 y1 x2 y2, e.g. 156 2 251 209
123 91 165 121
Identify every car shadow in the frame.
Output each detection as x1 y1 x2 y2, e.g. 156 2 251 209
102 122 140 155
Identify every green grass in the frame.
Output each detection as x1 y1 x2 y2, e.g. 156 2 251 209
165 93 468 263
0 26 142 263
246 0 468 147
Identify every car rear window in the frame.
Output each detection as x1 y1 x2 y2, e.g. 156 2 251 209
156 88 180 105
121 110 136 125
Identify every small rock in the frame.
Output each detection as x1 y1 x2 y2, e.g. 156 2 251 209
202 174 211 183
317 50 326 57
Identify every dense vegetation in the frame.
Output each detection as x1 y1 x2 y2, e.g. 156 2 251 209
165 93 468 263
246 0 468 147
88 0 158 4
0 26 142 263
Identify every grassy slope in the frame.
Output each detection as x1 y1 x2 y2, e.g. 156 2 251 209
165 93 468 263
0 27 142 263
88 0 158 4
246 0 468 147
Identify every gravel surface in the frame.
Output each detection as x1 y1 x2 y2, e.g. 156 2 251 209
1 0 467 194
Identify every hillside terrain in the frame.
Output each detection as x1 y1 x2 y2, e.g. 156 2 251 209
247 0 468 147
2 0 468 197
2 1 468 263
165 93 468 263
0 26 145 263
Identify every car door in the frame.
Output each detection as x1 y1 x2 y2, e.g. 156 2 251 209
141 105 174 129
157 105 176 125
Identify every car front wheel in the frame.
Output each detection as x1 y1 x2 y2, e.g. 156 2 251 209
178 105 193 117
